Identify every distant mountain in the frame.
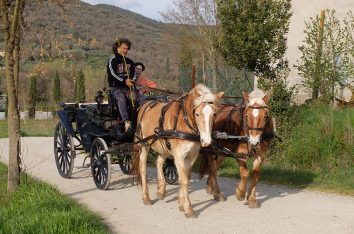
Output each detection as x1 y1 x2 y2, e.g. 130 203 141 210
20 0 180 85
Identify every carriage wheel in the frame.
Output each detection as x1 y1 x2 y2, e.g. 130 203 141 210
163 158 179 185
90 138 111 190
54 122 75 178
119 154 133 175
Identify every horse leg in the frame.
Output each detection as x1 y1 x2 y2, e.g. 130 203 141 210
174 156 195 218
204 154 213 194
209 155 225 201
246 155 262 208
156 155 167 200
236 160 249 201
139 145 152 205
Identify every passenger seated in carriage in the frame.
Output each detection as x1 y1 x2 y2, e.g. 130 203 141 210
106 38 157 132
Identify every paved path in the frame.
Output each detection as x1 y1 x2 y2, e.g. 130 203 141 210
1 137 353 234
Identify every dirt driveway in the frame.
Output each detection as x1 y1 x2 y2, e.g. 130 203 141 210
1 137 353 234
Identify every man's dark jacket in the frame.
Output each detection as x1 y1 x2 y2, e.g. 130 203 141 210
107 53 135 88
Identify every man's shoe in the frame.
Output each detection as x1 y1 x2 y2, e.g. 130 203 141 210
124 120 131 132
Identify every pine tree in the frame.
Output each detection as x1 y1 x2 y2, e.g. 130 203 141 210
76 70 85 103
53 71 62 104
28 76 37 119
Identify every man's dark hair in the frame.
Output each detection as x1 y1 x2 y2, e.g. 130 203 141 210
134 62 145 71
112 38 131 55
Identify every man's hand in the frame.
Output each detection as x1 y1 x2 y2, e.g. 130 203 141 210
125 78 135 87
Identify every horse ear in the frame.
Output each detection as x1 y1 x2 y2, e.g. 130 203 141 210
262 93 270 103
242 92 250 102
216 92 224 99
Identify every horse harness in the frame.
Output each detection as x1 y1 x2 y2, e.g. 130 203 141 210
136 94 216 150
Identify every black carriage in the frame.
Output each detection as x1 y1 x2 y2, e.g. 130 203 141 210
54 89 179 190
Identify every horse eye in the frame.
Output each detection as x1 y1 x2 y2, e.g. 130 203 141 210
264 115 268 119
213 113 217 117
196 113 200 117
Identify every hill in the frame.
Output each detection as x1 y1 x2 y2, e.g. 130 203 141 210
24 1 179 79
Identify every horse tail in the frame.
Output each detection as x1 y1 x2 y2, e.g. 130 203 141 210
198 152 210 178
131 144 142 185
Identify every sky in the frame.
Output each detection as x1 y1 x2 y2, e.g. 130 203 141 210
81 0 174 21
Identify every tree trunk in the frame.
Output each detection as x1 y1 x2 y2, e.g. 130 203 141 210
1 0 23 193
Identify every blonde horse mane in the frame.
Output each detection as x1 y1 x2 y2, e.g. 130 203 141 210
247 89 268 107
192 84 219 109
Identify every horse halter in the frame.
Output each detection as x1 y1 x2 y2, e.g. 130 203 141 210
244 105 270 132
182 95 215 135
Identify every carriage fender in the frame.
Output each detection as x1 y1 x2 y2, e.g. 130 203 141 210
57 110 75 137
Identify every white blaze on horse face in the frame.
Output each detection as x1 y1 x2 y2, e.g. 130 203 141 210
199 104 213 147
249 134 261 146
252 109 259 118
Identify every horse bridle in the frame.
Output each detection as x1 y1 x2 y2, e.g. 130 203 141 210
244 105 270 133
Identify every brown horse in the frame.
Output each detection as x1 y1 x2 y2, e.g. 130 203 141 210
199 89 274 208
134 84 224 218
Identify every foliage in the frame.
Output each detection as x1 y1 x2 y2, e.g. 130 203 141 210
216 0 292 82
296 10 354 103
217 0 293 128
268 104 353 173
0 163 110 233
28 76 37 119
75 70 85 102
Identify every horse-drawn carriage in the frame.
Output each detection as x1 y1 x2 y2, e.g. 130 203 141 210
54 84 279 217
54 89 179 190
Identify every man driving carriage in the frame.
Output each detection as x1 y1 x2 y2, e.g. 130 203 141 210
107 38 159 132
107 38 138 132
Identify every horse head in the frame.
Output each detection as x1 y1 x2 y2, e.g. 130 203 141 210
189 84 224 147
242 89 270 148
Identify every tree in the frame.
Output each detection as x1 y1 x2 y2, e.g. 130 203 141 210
75 70 85 102
28 76 36 119
296 10 354 103
1 0 25 192
0 0 70 192
161 0 221 91
217 0 292 83
53 71 62 106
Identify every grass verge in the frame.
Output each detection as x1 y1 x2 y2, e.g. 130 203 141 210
0 163 110 233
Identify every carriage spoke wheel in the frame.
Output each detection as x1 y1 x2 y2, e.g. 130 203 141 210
54 122 75 178
163 158 179 185
90 138 111 190
119 154 133 175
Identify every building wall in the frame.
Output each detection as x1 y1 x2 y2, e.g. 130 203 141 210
286 0 354 103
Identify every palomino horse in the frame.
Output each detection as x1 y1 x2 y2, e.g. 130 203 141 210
199 89 274 208
134 84 223 218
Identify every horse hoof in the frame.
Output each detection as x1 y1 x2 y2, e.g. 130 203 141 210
235 191 245 201
157 192 165 200
185 211 196 218
206 187 212 194
248 201 260 209
214 193 225 202
143 198 152 205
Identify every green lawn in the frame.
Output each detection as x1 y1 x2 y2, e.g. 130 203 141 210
0 163 110 234
0 119 57 138
0 119 110 233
